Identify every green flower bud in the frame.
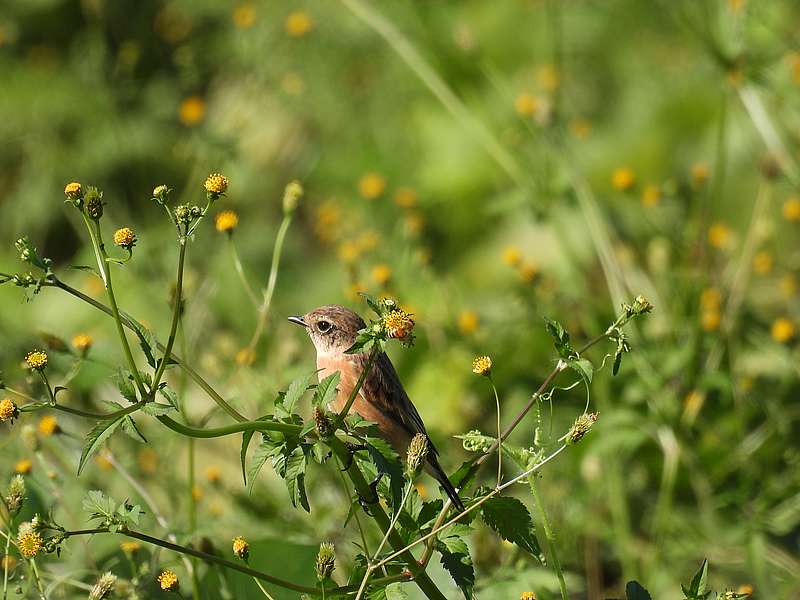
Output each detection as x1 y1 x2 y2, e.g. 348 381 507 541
283 180 303 214
84 187 105 220
89 572 117 600
406 433 429 477
567 412 598 445
315 542 335 581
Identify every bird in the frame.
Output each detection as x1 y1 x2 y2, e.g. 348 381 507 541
289 304 465 511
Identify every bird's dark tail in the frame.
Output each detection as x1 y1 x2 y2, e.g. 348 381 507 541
427 453 465 512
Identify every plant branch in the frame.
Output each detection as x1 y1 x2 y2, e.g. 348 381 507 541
151 238 187 394
529 474 568 600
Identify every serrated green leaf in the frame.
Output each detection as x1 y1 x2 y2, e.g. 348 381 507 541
568 357 594 383
130 322 158 369
364 437 404 508
82 490 116 521
284 445 310 511
543 316 575 359
688 559 709 596
141 402 175 416
384 583 409 600
247 436 283 493
481 496 545 563
284 372 313 414
78 417 125 475
120 415 147 443
112 368 138 403
436 540 474 599
159 386 179 410
313 371 340 408
626 581 653 600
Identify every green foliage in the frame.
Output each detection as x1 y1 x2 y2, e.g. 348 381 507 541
480 496 546 563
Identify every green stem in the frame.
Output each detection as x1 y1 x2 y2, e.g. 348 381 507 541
187 437 200 600
152 239 187 394
246 214 293 354
227 237 259 308
16 397 145 421
529 474 568 600
157 415 301 437
488 377 502 488
2 524 10 600
29 559 47 599
337 347 379 422
50 278 248 423
83 216 147 399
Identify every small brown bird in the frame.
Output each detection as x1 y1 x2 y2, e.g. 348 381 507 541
289 304 464 511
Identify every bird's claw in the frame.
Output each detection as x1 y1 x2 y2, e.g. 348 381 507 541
340 442 368 471
356 472 384 511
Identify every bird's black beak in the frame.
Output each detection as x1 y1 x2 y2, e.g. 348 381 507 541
288 315 307 328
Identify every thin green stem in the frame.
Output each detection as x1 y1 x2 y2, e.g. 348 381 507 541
188 437 200 600
337 347 379 422
15 396 145 421
227 237 259 308
2 524 10 600
253 578 276 599
529 474 568 600
49 278 248 422
488 377 502 488
157 415 301 437
83 216 147 398
246 214 293 354
29 559 47 599
152 239 187 394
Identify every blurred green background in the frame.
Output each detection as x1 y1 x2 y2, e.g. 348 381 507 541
1 0 800 598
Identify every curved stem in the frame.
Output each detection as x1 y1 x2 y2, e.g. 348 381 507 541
14 394 145 421
227 237 259 308
529 474 568 600
246 214 293 355
488 377 502 488
157 415 301 438
152 239 187 394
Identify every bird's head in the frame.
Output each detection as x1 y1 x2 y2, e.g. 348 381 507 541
288 305 366 356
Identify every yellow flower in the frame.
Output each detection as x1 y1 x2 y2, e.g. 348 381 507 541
393 187 418 208
285 10 313 37
737 584 753 597
232 3 256 29
691 163 710 187
113 227 137 249
537 64 560 91
728 0 744 12
371 264 392 286
514 93 539 117
17 531 42 559
204 466 222 484
214 210 239 233
457 310 479 335
752 251 773 275
64 182 83 199
472 355 492 376
121 541 141 554
179 96 206 126
502 246 522 267
780 274 797 298
708 223 732 249
519 262 539 283
641 184 660 207
700 287 722 310
38 415 59 437
358 172 386 200
157 570 179 592
611 167 636 192
337 240 361 263
232 536 249 560
235 347 256 366
25 350 48 371
569 118 592 139
783 197 800 222
0 398 19 422
14 459 32 474
314 200 342 243
204 173 229 195
682 389 706 424
771 317 796 343
383 309 415 341
72 333 93 353
520 593 537 600
701 310 721 332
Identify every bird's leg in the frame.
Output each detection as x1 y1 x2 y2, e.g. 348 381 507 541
340 442 368 471
357 472 384 512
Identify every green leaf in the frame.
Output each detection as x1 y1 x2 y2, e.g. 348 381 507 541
613 351 623 375
240 415 275 485
384 583 409 600
364 437 404 508
283 372 314 414
313 372 340 408
436 540 474 599
141 402 176 416
159 386 179 410
359 292 383 316
567 357 594 383
626 581 653 600
480 496 545 563
543 316 575 359
82 490 116 521
130 321 158 369
78 417 125 475
284 445 310 511
247 435 283 493
120 415 147 443
686 560 709 598
112 368 138 403
345 332 375 355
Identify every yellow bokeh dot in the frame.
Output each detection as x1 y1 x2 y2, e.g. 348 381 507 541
285 10 313 37
779 274 797 298
700 287 722 311
502 246 522 267
783 197 800 222
752 251 773 275
393 187 418 208
371 264 392 286
457 310 479 335
179 96 206 126
514 93 539 118
701 310 721 332
232 3 256 29
611 167 636 192
691 163 710 187
358 172 386 200
641 184 660 207
708 223 732 249
536 64 560 91
569 118 591 139
771 317 796 343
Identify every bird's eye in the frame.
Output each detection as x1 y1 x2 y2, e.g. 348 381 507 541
317 320 332 333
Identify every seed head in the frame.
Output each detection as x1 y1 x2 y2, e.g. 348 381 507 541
406 433 429 477
567 412 598 445
315 542 336 581
72 333 93 353
84 187 105 220
204 173 229 196
152 184 171 204
64 182 83 201
631 295 653 315
157 570 179 592
175 204 193 224
25 350 48 371
0 398 19 423
472 355 492 377
215 210 239 233
232 536 249 560
17 531 42 559
113 227 137 249
283 180 304 213
89 572 117 600
313 406 334 438
383 309 415 342
4 475 26 515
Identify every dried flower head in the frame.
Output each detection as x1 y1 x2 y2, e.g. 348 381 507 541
157 570 179 592
232 536 249 560
89 572 117 600
383 309 415 341
472 355 492 376
152 184 171 204
214 210 239 233
0 398 19 423
25 350 48 371
4 475 26 515
113 227 137 249
64 182 83 200
84 187 105 220
315 542 336 581
313 406 334 438
204 173 229 196
72 333 93 353
283 180 304 213
406 433 429 476
38 415 59 437
567 412 598 444
17 530 42 559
